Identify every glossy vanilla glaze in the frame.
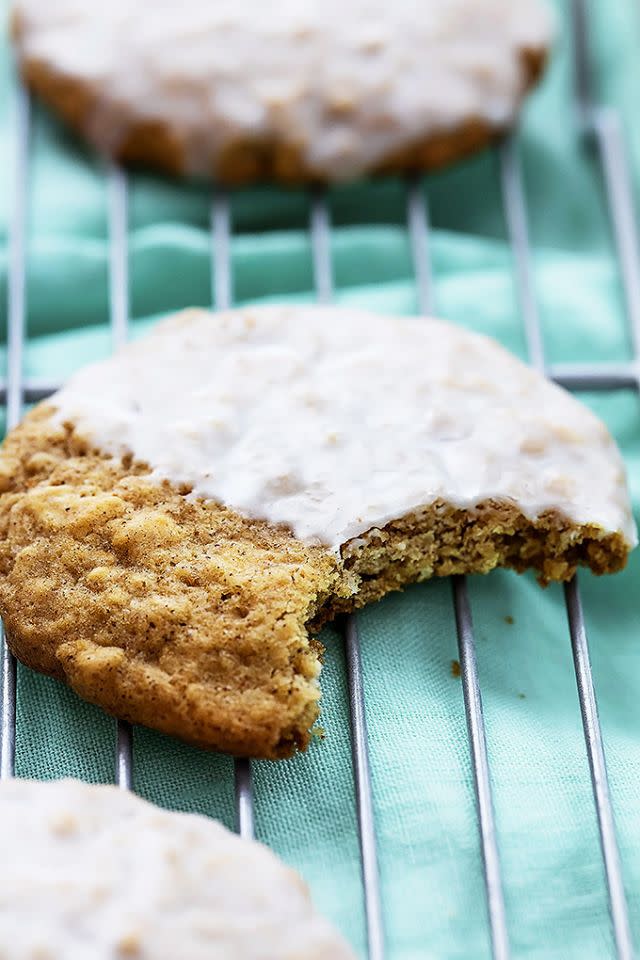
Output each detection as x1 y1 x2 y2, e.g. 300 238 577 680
0 778 354 959
51 306 637 551
13 0 551 179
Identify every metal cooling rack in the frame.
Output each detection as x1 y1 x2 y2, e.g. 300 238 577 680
1 1 638 957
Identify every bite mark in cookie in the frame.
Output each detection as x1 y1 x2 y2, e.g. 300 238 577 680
0 306 633 758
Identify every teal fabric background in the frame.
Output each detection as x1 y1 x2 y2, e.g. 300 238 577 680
1 2 640 957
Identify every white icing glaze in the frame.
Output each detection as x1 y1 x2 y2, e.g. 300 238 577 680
51 306 637 551
13 0 552 179
0 778 354 959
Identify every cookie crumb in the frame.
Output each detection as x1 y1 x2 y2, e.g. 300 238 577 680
451 659 461 678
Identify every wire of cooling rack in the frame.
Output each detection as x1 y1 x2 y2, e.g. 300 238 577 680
503 5 638 954
407 169 510 960
502 6 640 940
570 4 637 955
210 190 256 841
406 174 435 312
310 187 386 960
452 576 510 960
0 83 30 781
572 0 640 368
497 124 634 960
307 117 639 959
106 164 134 790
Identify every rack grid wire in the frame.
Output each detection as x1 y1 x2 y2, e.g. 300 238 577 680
1 1 638 957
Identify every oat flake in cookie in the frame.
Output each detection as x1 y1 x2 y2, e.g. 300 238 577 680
0 306 634 759
0 778 355 959
12 0 551 183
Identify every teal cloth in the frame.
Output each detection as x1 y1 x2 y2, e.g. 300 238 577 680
1 2 640 957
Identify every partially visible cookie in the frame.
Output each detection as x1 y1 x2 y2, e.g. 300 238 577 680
0 306 634 758
12 0 551 183
0 777 355 959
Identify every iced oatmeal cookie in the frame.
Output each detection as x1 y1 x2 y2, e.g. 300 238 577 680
12 0 551 183
0 777 355 959
0 306 633 758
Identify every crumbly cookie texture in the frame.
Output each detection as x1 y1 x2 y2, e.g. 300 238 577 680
12 0 551 183
0 777 355 959
0 306 634 758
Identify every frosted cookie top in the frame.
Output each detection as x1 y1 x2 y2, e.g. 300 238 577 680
51 306 637 551
0 778 354 959
13 0 551 180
